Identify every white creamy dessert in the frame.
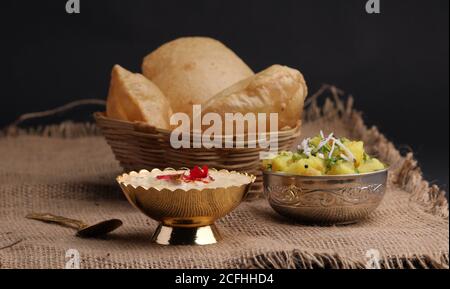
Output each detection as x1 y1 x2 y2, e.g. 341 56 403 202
120 168 253 191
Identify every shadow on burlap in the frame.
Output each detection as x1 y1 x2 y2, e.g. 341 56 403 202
0 88 448 269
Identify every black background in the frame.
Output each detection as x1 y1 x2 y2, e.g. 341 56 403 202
3 0 449 190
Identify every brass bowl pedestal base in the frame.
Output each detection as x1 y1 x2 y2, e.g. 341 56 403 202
152 223 222 245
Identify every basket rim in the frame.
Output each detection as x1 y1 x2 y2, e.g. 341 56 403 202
94 111 301 138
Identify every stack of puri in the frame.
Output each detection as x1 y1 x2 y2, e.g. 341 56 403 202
106 37 308 134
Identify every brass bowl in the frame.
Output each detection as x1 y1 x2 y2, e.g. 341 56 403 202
263 169 388 225
117 169 255 245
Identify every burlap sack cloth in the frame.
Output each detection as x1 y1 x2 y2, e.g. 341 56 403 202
0 90 448 269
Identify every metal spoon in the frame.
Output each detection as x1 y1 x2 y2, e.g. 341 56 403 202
26 213 122 238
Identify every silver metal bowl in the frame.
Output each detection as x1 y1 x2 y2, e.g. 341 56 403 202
263 169 388 225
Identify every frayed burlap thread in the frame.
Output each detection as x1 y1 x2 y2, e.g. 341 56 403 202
0 86 448 269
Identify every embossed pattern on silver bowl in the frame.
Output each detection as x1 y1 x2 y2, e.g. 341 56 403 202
263 169 388 225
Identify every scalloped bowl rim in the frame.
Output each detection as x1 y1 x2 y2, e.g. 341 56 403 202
117 168 256 193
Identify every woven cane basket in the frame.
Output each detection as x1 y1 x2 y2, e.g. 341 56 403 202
94 112 301 199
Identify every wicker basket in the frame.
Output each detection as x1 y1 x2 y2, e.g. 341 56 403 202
94 112 301 199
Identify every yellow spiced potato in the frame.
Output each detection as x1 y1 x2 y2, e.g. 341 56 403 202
263 131 386 176
303 155 326 173
358 158 385 173
271 152 292 172
286 156 326 176
343 140 364 167
287 161 322 176
327 160 357 175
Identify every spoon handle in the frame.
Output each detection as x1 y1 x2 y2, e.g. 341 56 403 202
26 213 88 230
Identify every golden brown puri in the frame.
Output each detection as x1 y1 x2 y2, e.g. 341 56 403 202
106 64 173 130
199 65 308 132
142 37 254 115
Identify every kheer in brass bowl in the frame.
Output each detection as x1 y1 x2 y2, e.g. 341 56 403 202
117 167 255 245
